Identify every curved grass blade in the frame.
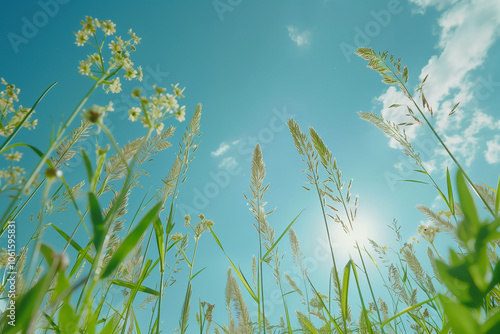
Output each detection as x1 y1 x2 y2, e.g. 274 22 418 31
438 295 479 334
152 216 165 273
81 149 94 189
0 81 57 153
88 192 105 254
350 261 375 334
1 142 54 168
189 267 207 282
446 167 455 215
110 279 160 296
381 296 436 328
261 210 303 263
208 225 258 302
496 176 500 216
100 202 161 279
297 311 318 334
456 171 479 226
341 260 352 324
408 312 432 334
306 275 345 334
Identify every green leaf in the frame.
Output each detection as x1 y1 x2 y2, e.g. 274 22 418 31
49 223 94 264
59 302 78 334
110 279 160 296
447 168 455 215
436 258 483 308
99 317 116 334
306 276 345 334
50 269 72 304
261 210 303 262
1 142 55 171
88 192 105 254
400 179 428 185
496 176 500 217
381 297 436 328
69 240 93 278
100 202 162 279
189 267 206 282
152 216 165 273
0 81 57 154
81 149 94 187
1 266 58 333
40 243 56 267
438 294 480 334
482 307 500 334
208 225 258 302
43 313 62 334
297 311 318 334
341 260 351 324
456 171 479 229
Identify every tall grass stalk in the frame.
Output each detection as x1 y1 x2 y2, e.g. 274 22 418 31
0 73 108 235
356 47 495 218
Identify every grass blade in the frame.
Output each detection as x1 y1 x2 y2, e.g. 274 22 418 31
49 223 94 263
456 171 479 226
88 192 105 254
100 202 162 279
261 210 303 263
208 225 258 302
81 149 94 188
0 81 57 154
152 216 165 273
446 167 455 215
495 176 500 217
306 275 345 334
110 279 160 296
381 296 436 328
341 260 352 324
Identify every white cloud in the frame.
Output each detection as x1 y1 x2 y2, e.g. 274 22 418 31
287 26 310 47
218 156 237 169
409 0 459 14
211 143 230 157
376 86 421 148
485 135 500 164
375 0 500 170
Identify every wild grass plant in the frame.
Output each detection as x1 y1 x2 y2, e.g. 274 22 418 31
0 17 205 333
1 16 500 334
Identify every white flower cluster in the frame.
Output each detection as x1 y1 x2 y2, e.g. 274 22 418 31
0 78 37 190
128 83 187 134
75 17 143 94
0 150 26 189
0 78 37 137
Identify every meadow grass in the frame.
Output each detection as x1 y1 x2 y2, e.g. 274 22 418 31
1 18 500 334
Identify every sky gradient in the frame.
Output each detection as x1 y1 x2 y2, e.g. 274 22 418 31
1 0 500 331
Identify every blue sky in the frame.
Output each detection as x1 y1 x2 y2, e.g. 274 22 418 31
1 0 500 331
